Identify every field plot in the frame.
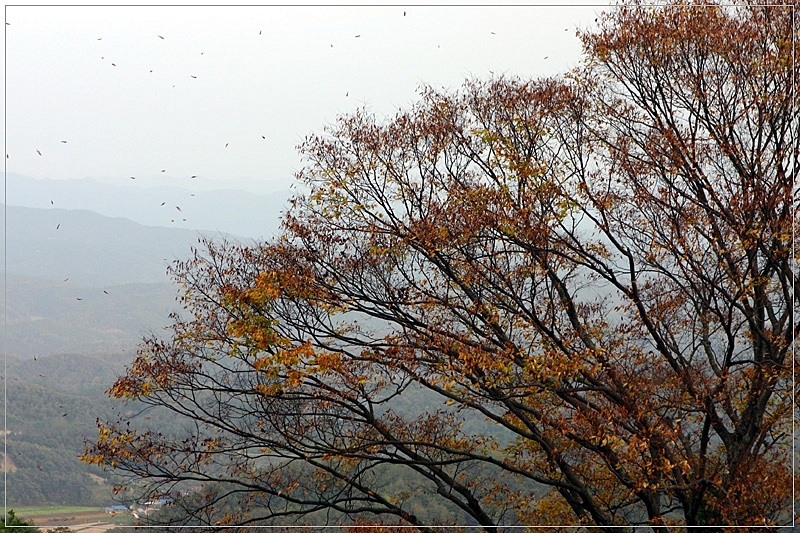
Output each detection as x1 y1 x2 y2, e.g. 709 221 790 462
15 506 130 531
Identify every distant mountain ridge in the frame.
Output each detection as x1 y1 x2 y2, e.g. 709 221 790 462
2 203 214 286
5 173 292 239
0 204 226 357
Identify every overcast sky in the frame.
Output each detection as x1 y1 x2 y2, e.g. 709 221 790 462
5 4 604 195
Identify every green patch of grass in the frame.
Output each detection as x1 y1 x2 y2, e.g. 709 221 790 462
12 506 102 517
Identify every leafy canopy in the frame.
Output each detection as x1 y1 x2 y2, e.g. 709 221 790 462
84 2 798 531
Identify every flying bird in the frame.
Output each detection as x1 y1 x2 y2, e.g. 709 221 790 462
225 143 229 147
51 200 54 204
158 35 164 39
103 290 109 294
355 34 361 38
130 176 135 179
176 206 182 211
36 149 42 156
56 223 60 230
161 169 166 172
111 63 116 66
61 140 67 143
191 75 197 78
161 201 166 206
76 297 82 301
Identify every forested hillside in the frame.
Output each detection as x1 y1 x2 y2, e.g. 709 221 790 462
1 376 118 506
0 206 249 506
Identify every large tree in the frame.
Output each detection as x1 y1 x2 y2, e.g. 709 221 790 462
84 2 798 530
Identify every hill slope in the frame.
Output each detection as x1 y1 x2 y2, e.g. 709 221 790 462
2 204 222 286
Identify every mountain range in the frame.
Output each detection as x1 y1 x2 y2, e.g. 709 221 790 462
1 173 293 358
0 199 194 504
5 173 292 240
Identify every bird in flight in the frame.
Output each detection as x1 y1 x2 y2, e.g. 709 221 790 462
56 223 60 230
36 149 42 156
158 35 165 39
190 175 197 179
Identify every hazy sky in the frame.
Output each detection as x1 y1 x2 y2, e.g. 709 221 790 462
5 4 604 195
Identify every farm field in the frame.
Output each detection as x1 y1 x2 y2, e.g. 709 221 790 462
14 506 131 530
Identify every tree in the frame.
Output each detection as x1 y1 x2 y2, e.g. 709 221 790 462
83 1 798 530
1 511 41 533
